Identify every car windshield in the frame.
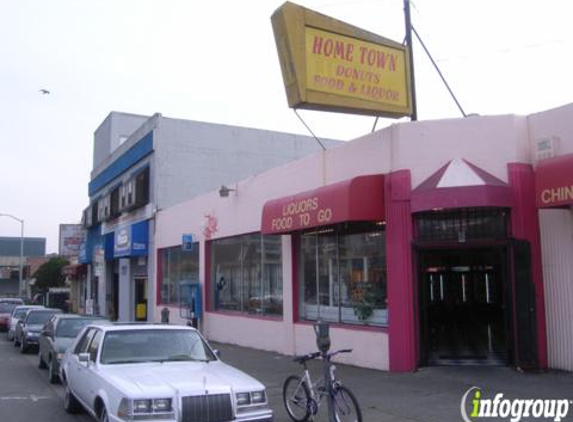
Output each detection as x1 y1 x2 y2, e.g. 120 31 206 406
100 329 216 364
0 302 20 313
27 311 55 325
56 318 97 338
13 308 32 319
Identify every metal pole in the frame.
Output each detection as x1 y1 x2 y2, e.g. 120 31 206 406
19 220 24 297
404 0 418 121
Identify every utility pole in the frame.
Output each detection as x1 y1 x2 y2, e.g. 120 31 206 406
404 0 418 121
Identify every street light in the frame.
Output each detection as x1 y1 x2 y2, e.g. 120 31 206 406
0 213 24 296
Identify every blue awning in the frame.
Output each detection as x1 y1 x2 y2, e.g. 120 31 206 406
114 220 149 258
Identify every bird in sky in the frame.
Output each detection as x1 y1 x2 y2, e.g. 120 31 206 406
39 89 50 95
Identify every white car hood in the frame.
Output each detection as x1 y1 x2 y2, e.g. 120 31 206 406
101 360 263 397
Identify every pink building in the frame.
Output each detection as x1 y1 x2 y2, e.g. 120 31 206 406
154 103 573 372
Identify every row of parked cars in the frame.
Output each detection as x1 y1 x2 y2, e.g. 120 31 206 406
0 297 274 422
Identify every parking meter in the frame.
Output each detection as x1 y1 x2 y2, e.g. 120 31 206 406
314 320 331 353
161 307 170 324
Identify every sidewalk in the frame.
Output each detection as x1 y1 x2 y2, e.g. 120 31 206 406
211 341 573 422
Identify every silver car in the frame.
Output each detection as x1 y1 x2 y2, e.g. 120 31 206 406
15 307 62 353
7 304 43 341
60 323 273 422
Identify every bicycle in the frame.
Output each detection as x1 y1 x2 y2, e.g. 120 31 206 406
283 348 362 422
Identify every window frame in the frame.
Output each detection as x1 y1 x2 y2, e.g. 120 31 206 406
298 223 388 327
208 233 283 318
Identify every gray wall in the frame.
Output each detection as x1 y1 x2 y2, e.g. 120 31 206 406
154 117 342 209
93 112 149 170
0 237 46 257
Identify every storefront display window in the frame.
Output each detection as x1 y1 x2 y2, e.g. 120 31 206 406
160 244 199 304
210 233 283 316
300 223 387 326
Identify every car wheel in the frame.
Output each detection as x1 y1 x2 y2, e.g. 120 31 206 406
99 406 109 422
63 382 82 414
38 351 47 369
48 358 59 384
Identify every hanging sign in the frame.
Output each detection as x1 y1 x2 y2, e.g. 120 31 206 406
271 2 412 118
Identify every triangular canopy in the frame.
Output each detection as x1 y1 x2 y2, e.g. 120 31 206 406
411 159 513 212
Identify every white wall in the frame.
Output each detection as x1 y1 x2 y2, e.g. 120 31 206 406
538 209 573 371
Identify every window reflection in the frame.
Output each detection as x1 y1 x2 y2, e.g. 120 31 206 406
160 244 199 305
211 234 283 316
300 224 387 326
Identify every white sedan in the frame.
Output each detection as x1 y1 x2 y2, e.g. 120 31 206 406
60 323 273 422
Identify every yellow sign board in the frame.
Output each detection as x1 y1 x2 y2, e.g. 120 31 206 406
272 2 412 118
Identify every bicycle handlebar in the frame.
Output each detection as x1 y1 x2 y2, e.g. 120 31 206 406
293 349 353 364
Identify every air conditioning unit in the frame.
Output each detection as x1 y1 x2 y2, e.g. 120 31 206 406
82 206 94 228
120 178 136 211
98 195 111 222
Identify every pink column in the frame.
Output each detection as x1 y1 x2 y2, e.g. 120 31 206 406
508 163 548 370
386 170 416 372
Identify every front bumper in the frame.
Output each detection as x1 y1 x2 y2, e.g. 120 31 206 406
24 333 40 345
235 408 273 422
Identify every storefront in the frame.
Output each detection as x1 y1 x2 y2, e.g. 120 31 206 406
535 152 573 371
109 219 150 322
154 111 557 372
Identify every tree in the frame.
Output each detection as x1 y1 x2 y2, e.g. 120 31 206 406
32 256 69 293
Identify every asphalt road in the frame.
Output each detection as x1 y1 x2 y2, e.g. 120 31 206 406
0 333 92 422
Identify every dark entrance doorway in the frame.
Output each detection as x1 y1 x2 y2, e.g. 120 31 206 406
419 247 509 365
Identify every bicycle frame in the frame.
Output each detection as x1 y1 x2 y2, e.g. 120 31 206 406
298 358 339 417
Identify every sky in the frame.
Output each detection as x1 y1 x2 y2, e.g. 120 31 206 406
1 0 572 254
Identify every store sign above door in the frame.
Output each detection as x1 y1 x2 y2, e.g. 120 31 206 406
271 2 412 118
535 153 573 208
261 175 385 234
114 220 149 258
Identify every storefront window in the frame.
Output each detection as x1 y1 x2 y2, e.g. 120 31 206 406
211 233 282 316
160 244 199 304
300 223 387 326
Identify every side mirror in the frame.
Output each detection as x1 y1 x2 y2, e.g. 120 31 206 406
78 353 90 364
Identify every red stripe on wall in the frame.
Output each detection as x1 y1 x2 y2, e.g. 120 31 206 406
386 170 416 372
508 162 548 370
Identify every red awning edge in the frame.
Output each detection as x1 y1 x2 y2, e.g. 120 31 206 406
261 175 385 234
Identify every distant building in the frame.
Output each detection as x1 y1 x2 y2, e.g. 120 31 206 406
0 237 46 297
80 111 342 321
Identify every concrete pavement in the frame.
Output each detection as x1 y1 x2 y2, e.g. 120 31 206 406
211 341 573 422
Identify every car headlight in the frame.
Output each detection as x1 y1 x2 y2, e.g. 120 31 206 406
251 390 266 404
236 390 266 407
236 392 251 406
133 399 151 413
117 397 173 420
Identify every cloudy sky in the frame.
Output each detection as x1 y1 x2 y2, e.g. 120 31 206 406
1 0 572 253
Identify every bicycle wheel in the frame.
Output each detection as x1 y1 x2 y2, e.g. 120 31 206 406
332 385 362 422
283 375 311 422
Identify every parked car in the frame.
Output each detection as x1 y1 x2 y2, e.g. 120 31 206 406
15 308 62 353
60 323 273 422
0 298 24 332
38 314 109 383
7 304 44 341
